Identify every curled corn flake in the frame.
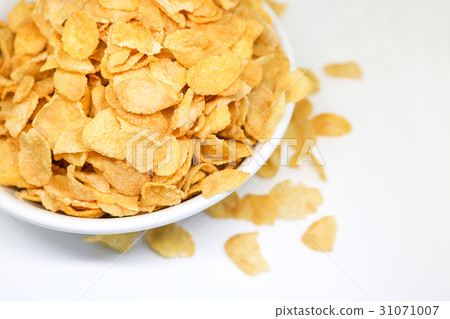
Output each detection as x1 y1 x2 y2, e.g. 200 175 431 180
62 11 100 61
312 113 351 136
302 216 337 252
145 223 195 258
298 68 320 94
324 62 362 78
225 232 269 276
84 232 140 253
18 128 52 187
275 69 314 103
5 91 39 138
186 54 241 95
201 168 249 198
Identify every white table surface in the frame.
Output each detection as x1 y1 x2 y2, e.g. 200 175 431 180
1 0 449 301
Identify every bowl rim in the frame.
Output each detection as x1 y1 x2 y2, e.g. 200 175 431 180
0 6 296 234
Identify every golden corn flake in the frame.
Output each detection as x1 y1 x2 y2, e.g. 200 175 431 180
8 0 34 32
270 180 322 220
82 108 125 160
206 191 239 218
275 69 314 103
5 91 39 138
145 223 195 258
13 75 35 103
201 169 250 198
186 54 241 95
18 128 52 187
32 94 86 147
53 69 88 101
302 216 337 252
298 68 320 94
84 232 139 253
14 21 47 56
99 0 140 11
225 232 269 276
0 138 30 188
62 11 100 61
324 62 362 78
312 113 352 136
111 21 162 56
53 118 91 154
141 182 183 206
257 145 280 178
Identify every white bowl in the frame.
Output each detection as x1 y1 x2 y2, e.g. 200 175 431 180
0 6 295 234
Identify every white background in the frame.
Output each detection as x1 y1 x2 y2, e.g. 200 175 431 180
1 0 449 301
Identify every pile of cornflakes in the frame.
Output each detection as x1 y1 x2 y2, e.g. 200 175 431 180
0 0 315 218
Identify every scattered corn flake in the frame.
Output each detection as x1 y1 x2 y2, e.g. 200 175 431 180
145 223 195 258
312 113 352 136
302 216 337 252
298 68 320 94
257 145 280 178
225 232 269 276
62 10 100 61
206 191 239 218
270 180 322 220
324 62 362 78
201 169 250 198
84 232 140 253
276 69 314 103
18 128 52 187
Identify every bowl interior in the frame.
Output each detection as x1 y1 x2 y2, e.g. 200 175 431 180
0 5 296 234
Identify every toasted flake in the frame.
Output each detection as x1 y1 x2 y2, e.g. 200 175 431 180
201 169 249 198
302 216 337 252
5 91 39 138
53 69 87 101
225 232 269 276
99 0 140 11
275 69 314 103
13 75 35 103
18 128 52 187
270 180 322 219
62 11 100 61
186 54 241 95
257 145 280 178
54 118 91 154
145 223 195 258
141 182 183 206
84 232 139 253
111 21 162 55
324 62 361 78
312 113 351 136
14 21 46 56
0 138 30 187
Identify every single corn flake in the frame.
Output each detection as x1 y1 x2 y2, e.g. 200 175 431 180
302 216 337 252
5 91 39 138
13 75 35 103
53 118 91 154
53 69 88 101
14 21 47 56
111 21 162 56
18 128 52 187
141 182 183 206
84 232 140 253
270 180 322 220
265 0 287 17
186 54 241 95
225 232 269 276
276 69 314 103
201 169 250 198
0 138 30 188
312 113 351 136
145 223 195 258
206 192 239 218
62 10 100 61
324 62 362 78
257 145 280 178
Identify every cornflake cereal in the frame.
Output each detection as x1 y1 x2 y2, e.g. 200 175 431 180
301 216 337 252
145 223 195 258
0 0 320 223
84 232 139 253
225 232 269 275
324 62 362 78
